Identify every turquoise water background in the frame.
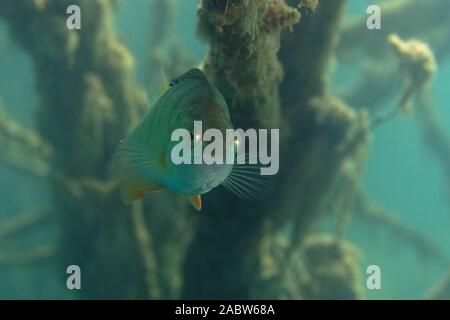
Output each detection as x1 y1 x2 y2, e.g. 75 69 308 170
0 0 449 299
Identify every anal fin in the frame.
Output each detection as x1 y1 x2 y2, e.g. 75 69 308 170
185 195 202 211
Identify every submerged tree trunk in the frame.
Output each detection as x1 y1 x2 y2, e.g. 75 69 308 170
0 0 157 299
181 0 368 299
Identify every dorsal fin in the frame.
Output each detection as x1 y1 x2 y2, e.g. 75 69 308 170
174 68 209 83
147 68 170 110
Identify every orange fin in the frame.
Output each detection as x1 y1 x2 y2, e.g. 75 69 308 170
185 195 202 211
146 185 164 193
122 188 145 203
121 182 163 204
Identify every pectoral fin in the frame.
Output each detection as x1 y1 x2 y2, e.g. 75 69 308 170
222 156 274 201
185 195 202 211
112 138 164 204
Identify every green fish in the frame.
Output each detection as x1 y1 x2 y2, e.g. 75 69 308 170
112 68 271 210
112 69 233 210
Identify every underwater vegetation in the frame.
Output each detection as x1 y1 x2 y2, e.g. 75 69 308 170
0 0 449 299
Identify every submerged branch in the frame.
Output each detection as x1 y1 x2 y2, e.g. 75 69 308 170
416 95 450 204
0 102 53 179
281 0 347 106
354 188 449 267
0 0 161 299
0 209 55 267
130 202 161 300
425 268 450 300
340 0 450 113
276 0 358 244
352 35 437 132
338 0 450 63
182 0 301 299
0 208 51 241
0 243 56 266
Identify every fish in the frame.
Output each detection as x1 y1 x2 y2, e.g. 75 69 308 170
112 68 270 211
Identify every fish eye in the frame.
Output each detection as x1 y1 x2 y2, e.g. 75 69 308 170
189 131 201 143
169 79 179 87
